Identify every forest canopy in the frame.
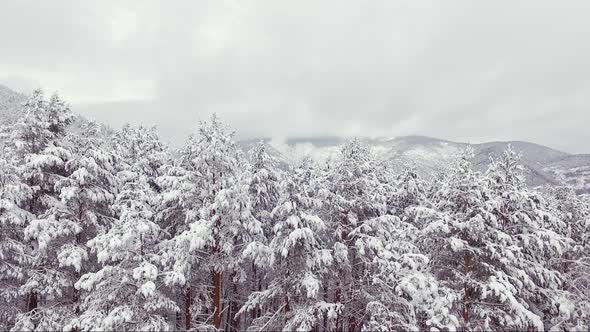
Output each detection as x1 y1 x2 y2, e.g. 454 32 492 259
0 90 589 331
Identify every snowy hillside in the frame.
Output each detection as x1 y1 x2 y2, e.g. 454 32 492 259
368 136 465 175
0 85 27 125
0 85 111 141
1 85 588 193
471 141 569 188
241 135 590 193
545 154 590 193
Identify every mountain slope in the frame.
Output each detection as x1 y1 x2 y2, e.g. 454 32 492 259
544 154 590 193
1 85 588 193
471 141 569 188
243 135 589 193
0 85 111 141
0 85 27 125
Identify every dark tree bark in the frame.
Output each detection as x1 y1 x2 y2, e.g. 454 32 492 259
230 276 240 331
251 263 258 322
462 253 472 327
185 286 192 330
212 271 222 329
27 291 38 312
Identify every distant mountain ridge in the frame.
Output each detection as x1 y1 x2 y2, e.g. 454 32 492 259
0 85 112 137
0 84 27 125
239 135 590 194
1 85 588 193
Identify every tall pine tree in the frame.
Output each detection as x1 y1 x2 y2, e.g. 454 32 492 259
8 90 76 330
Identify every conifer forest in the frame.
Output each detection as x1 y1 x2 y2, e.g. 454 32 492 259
1 90 589 331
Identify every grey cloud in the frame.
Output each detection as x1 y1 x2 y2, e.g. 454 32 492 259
1 0 590 153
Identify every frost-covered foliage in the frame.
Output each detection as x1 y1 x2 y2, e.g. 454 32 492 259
547 186 590 330
387 168 430 217
67 123 174 331
241 159 333 331
241 141 282 327
422 147 575 331
318 139 393 330
19 120 121 330
351 214 441 331
160 114 262 330
6 90 79 331
69 175 177 331
114 124 169 180
0 145 33 330
246 141 282 236
485 147 574 330
1 91 589 331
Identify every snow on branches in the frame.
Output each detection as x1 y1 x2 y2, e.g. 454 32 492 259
0 91 588 331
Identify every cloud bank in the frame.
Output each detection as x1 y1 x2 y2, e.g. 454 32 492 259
1 0 589 152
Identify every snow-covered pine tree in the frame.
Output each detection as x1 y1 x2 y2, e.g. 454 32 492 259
247 141 281 238
318 138 389 331
350 213 447 331
114 124 169 192
66 122 175 330
313 140 447 331
59 120 119 302
549 186 590 242
387 169 426 215
242 141 282 325
420 148 498 330
112 124 170 238
240 158 334 331
0 143 34 330
386 167 433 230
423 146 573 330
7 90 77 330
547 185 590 329
69 173 177 331
484 146 575 330
161 114 262 331
112 124 172 238
157 132 214 330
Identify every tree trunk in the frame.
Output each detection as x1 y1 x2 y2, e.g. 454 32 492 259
462 253 472 327
27 291 38 312
27 290 39 330
285 294 290 314
322 283 329 332
176 310 182 330
175 290 182 330
73 286 80 314
348 252 358 331
185 286 192 330
334 275 342 331
212 270 222 329
226 286 232 331
251 263 257 322
211 175 222 330
74 228 82 315
348 316 357 332
462 282 469 326
231 277 240 331
257 274 262 318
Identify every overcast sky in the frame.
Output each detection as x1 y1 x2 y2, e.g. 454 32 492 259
1 0 589 152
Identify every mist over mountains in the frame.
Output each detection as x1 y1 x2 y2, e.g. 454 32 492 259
2 84 590 331
240 134 590 194
3 84 589 193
